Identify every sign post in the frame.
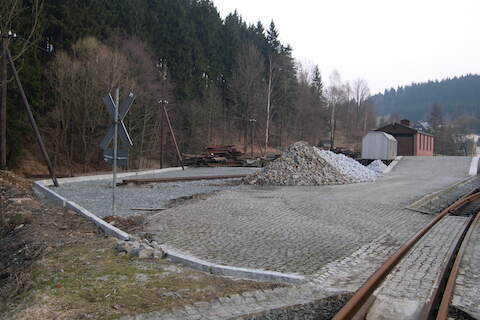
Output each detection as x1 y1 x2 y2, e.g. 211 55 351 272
112 88 119 216
100 89 135 216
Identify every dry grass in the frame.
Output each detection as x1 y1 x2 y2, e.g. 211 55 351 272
0 170 286 320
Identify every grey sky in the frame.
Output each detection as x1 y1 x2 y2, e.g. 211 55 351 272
213 0 480 94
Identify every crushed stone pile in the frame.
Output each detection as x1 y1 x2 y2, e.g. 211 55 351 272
244 141 379 186
316 149 378 182
367 160 388 173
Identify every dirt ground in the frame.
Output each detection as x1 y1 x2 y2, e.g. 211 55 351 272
0 170 285 320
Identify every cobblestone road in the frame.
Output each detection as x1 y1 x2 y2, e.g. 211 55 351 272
146 157 472 282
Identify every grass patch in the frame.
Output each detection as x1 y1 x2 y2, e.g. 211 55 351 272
5 237 284 319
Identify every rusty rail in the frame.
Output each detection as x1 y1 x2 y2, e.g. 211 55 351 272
332 191 480 320
119 174 247 186
435 211 480 320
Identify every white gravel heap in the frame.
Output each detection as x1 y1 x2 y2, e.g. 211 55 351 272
316 149 378 182
244 141 379 186
367 160 388 173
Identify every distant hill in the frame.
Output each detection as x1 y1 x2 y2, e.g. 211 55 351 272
372 74 480 121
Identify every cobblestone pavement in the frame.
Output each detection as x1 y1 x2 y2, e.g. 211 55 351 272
119 283 348 320
408 176 480 215
366 216 469 319
452 215 480 319
146 156 472 281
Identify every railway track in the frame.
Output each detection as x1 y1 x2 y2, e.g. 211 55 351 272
118 174 247 186
332 190 480 320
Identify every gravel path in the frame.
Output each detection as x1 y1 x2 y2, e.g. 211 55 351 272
54 167 259 217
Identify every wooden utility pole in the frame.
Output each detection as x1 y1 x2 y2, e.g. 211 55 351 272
265 55 273 154
6 46 58 186
159 60 167 168
159 105 165 168
162 103 184 170
0 36 7 169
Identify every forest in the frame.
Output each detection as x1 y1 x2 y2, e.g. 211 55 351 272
373 74 480 129
0 0 374 173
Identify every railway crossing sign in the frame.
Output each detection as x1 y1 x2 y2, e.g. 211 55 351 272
100 92 135 150
103 148 129 166
100 88 135 216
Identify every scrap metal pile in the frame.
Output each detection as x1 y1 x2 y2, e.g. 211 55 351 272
183 145 243 167
244 141 379 186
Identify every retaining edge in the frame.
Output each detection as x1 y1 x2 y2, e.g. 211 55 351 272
33 170 305 284
38 167 185 186
383 156 403 174
469 156 479 176
164 247 306 284
33 180 130 240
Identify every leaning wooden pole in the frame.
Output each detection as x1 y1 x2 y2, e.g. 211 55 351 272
6 46 58 187
162 105 184 170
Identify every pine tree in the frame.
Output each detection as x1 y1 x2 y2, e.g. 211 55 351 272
429 103 444 132
266 21 281 54
312 65 324 99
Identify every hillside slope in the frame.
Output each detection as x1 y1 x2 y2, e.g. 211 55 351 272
372 74 480 121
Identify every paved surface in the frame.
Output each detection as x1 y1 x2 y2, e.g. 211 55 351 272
146 157 472 281
408 176 480 214
54 167 259 217
367 216 469 319
452 215 480 319
118 283 348 320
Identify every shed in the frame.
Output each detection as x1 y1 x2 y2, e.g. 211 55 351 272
375 119 434 156
362 131 398 160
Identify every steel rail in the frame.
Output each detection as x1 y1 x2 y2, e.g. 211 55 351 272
435 211 480 320
332 191 480 320
419 213 476 319
119 174 247 185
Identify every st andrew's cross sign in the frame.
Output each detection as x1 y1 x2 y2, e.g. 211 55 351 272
100 92 135 165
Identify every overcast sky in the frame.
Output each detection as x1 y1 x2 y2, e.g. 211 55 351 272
212 0 480 94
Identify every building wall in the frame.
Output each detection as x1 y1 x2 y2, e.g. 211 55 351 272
375 123 433 156
361 132 397 160
396 135 414 156
415 133 434 156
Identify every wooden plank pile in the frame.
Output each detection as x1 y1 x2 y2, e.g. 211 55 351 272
183 145 244 167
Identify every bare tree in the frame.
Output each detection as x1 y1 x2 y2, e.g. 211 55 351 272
265 55 274 153
0 0 43 59
326 70 345 149
352 78 371 134
230 44 264 153
49 37 130 172
48 36 171 172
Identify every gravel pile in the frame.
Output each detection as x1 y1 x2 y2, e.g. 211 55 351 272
244 141 379 186
367 160 388 173
316 149 378 182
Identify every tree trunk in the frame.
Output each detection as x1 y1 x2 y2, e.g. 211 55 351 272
0 38 7 169
251 121 254 157
330 103 336 150
363 104 368 134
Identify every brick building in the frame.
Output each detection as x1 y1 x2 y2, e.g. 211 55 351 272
375 119 434 156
